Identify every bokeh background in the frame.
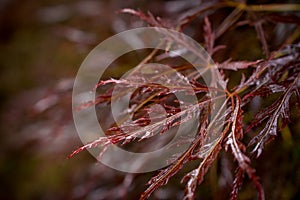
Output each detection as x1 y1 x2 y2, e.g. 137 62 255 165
0 0 299 199
0 1 157 199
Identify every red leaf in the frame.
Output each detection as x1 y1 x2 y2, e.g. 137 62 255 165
248 73 300 157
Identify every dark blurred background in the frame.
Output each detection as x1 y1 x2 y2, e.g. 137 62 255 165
0 0 299 199
0 1 159 199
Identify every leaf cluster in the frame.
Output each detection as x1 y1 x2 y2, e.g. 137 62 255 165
70 1 300 199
